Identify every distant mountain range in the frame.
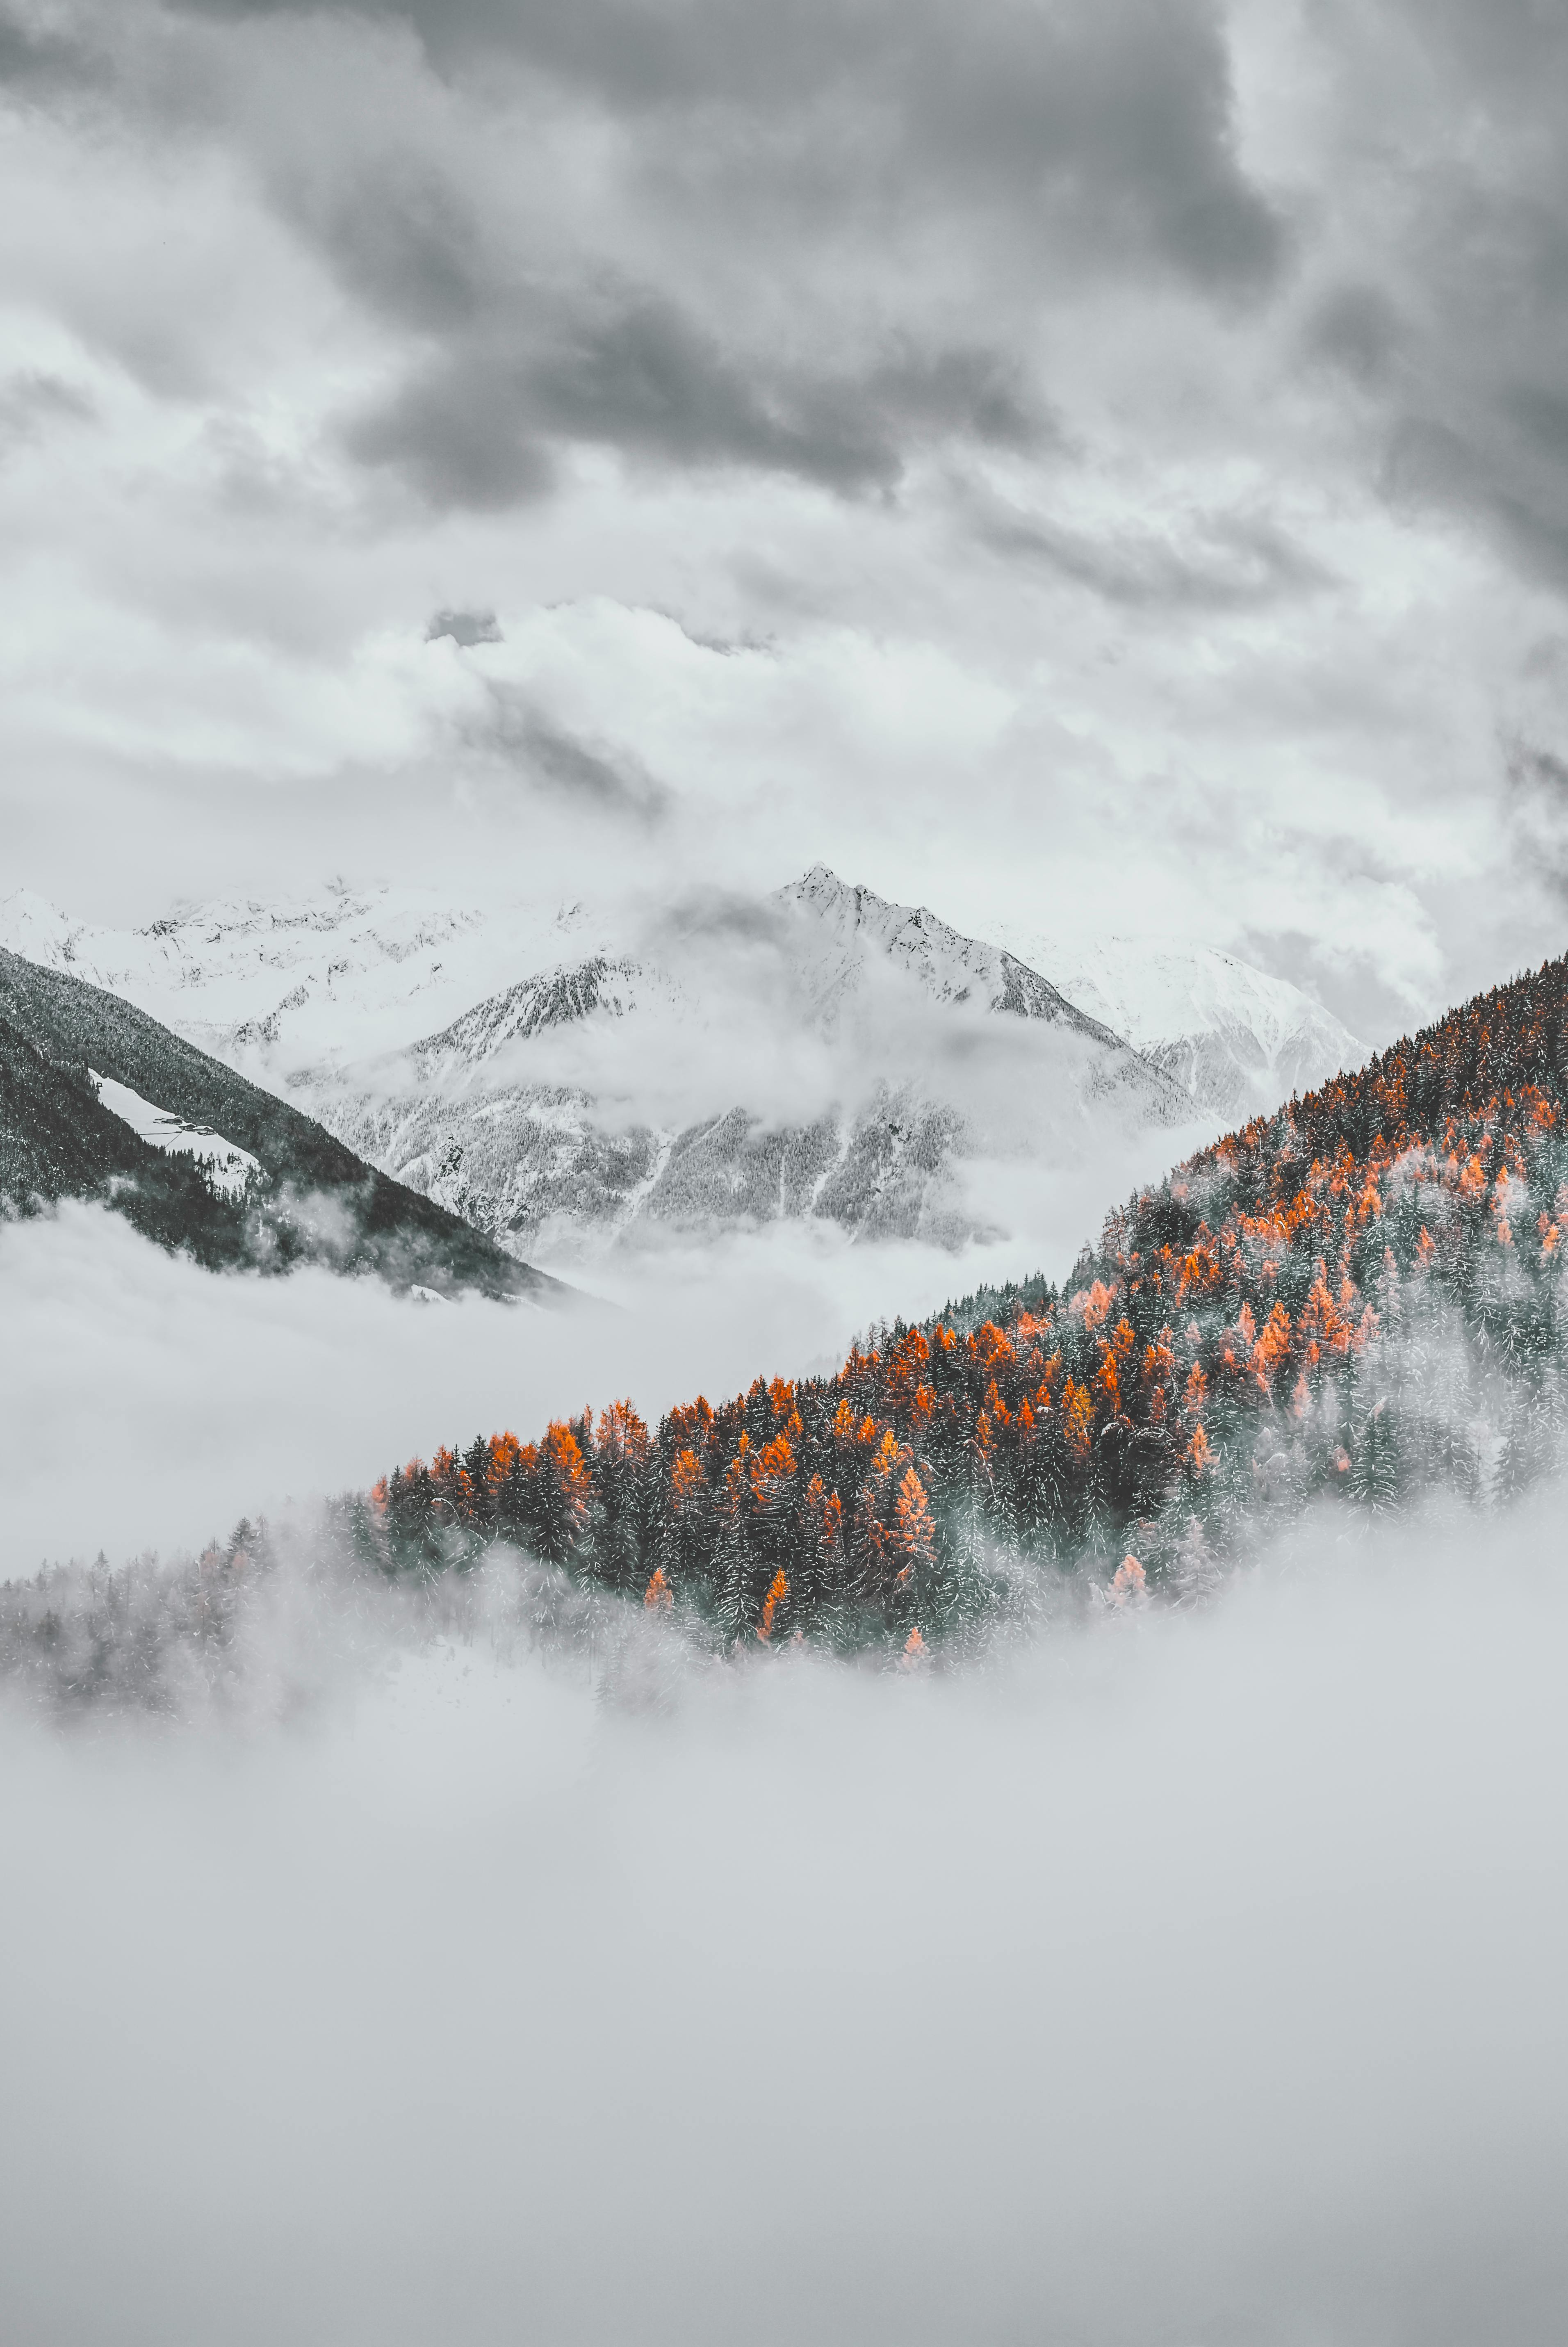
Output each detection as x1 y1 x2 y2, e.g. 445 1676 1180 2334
0 871 1365 1265
295 867 1193 1258
0 948 565 1302
0 882 574 1066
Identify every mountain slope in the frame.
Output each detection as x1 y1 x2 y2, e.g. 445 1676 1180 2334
350 949 1568 1649
994 928 1364 1117
0 949 566 1300
0 1019 276 1266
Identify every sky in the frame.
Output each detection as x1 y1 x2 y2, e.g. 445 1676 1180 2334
5 0 1568 1042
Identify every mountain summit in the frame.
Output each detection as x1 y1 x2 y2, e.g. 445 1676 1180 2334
776 865 1127 1039
293 867 1185 1261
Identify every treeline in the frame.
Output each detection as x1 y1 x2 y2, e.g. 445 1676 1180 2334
353 956 1568 1654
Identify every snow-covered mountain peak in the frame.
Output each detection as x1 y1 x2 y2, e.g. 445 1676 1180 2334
773 866 1122 1042
0 887 77 960
409 955 663 1081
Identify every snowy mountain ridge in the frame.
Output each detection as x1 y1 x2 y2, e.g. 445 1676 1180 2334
776 864 1128 1043
0 876 1357 1120
992 926 1364 1120
0 883 591 1068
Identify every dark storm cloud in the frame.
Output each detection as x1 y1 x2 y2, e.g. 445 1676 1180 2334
1303 283 1406 391
346 299 1044 509
973 493 1331 612
1400 0 1568 86
172 0 1285 294
301 158 490 334
10 0 1288 515
0 370 96 443
465 684 669 822
1279 0 1568 596
1383 417 1568 592
0 7 92 87
425 608 501 646
346 353 555 509
1505 741 1568 912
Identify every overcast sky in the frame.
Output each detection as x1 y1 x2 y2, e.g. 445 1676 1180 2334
5 0 1568 1039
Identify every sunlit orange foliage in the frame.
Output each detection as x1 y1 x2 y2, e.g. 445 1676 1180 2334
892 1468 938 1580
670 1448 705 1513
1076 1280 1115 1330
757 1569 789 1641
1062 1378 1094 1457
596 1400 650 1465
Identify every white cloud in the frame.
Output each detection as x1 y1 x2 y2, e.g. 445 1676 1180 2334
1 0 1566 1031
2 1496 1565 2342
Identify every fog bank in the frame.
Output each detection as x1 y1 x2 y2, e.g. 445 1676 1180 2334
2 1504 1567 2344
0 1178 1183 1574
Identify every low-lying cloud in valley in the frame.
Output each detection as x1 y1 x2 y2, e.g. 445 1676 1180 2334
3 1489 1566 2344
0 1203 1042 1573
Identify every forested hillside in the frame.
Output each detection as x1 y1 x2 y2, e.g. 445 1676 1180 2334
355 954 1568 1653
0 949 565 1301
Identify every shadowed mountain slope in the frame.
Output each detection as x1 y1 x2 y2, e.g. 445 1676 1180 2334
0 949 566 1301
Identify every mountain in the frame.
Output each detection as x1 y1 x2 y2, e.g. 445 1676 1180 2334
991 928 1364 1117
7 871 1354 1264
351 949 1568 1653
0 883 587 1067
775 864 1130 1038
0 881 1361 1124
296 868 1188 1260
0 948 566 1302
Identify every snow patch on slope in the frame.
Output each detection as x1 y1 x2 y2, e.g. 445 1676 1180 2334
89 1072 260 1198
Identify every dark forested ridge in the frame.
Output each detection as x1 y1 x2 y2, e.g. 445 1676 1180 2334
353 953 1568 1652
0 949 565 1301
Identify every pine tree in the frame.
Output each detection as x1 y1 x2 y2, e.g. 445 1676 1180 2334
889 1466 937 1638
713 1455 751 1647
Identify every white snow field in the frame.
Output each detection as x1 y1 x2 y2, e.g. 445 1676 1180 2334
89 1071 261 1198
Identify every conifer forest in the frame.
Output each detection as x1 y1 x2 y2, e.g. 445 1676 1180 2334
353 958 1568 1656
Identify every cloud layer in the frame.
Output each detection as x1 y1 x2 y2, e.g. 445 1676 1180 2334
4 1494 1567 2343
4 0 1568 1034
